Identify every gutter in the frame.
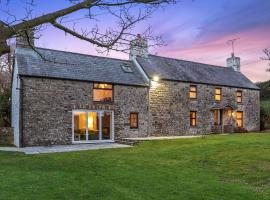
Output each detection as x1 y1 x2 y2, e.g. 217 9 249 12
131 56 150 83
19 76 24 147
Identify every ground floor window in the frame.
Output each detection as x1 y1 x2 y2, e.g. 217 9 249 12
73 110 114 142
130 112 138 129
236 111 243 127
213 109 222 125
190 111 197 127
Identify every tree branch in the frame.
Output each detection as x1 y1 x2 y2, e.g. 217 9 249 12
0 0 174 56
261 48 270 72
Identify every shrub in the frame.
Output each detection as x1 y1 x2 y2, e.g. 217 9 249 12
0 88 11 127
260 100 270 130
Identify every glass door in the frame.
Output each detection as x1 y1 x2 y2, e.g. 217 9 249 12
73 110 114 143
102 111 112 140
73 111 87 142
88 112 99 141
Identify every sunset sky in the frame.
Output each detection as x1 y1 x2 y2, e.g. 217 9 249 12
1 0 270 82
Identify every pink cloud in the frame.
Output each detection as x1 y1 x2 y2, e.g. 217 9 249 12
155 26 270 82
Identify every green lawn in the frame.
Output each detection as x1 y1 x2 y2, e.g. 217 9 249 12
1 133 270 200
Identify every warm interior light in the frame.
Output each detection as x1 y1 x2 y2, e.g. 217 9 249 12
232 111 236 118
88 115 94 130
153 76 159 82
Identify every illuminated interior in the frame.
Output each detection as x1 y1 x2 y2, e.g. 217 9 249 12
93 83 113 102
213 109 222 125
74 112 86 141
190 111 197 126
93 89 113 102
88 112 99 140
236 111 243 127
215 88 221 101
236 91 242 103
130 113 138 128
73 110 112 142
189 86 197 99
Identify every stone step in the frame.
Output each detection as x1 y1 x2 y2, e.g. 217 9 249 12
115 139 140 146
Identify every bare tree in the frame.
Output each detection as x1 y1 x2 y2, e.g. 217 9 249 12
0 49 13 126
261 48 270 72
0 51 13 93
0 0 174 57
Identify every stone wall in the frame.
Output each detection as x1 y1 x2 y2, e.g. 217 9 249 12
20 77 260 146
21 77 148 146
0 127 14 145
148 80 260 136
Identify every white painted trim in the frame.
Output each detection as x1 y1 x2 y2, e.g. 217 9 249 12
131 56 150 83
98 111 102 140
111 113 115 141
11 58 20 147
72 109 114 144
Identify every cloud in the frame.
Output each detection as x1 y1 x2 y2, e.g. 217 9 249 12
154 26 270 82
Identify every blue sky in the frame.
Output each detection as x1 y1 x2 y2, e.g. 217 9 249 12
1 0 270 81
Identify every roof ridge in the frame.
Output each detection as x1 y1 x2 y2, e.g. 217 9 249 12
17 46 130 62
149 54 230 70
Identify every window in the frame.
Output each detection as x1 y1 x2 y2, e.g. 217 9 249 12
236 90 242 103
93 83 113 102
190 111 197 127
213 110 219 125
121 64 133 73
189 85 197 99
215 88 222 101
130 112 138 129
236 111 243 127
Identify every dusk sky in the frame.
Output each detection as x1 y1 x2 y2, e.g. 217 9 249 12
1 0 270 82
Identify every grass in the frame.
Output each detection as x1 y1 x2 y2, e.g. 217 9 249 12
0 133 270 200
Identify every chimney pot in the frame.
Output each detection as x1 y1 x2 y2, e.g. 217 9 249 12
129 34 148 59
226 54 240 72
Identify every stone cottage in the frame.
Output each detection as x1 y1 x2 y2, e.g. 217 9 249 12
11 35 260 147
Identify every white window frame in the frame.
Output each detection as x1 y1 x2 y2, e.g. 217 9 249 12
72 109 114 144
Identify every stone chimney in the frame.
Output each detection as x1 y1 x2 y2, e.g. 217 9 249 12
129 34 148 59
226 53 240 72
16 29 35 47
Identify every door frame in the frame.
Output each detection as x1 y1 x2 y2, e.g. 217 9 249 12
72 109 115 144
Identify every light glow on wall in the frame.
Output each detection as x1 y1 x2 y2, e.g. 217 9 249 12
153 76 159 82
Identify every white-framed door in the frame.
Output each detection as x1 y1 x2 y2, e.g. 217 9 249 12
72 110 114 143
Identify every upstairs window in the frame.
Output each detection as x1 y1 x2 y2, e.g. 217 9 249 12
189 85 197 99
190 111 197 127
130 112 138 129
93 83 113 102
236 111 243 127
236 90 242 103
215 88 222 101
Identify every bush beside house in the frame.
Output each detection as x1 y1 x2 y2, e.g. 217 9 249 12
257 80 270 130
0 88 11 127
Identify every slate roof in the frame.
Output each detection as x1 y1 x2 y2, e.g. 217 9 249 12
16 47 259 90
137 55 259 90
15 47 148 86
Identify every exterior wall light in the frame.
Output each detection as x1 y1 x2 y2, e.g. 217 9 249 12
153 76 159 82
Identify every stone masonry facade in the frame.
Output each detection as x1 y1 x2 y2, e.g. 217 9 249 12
22 77 148 146
148 80 260 136
21 77 260 146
